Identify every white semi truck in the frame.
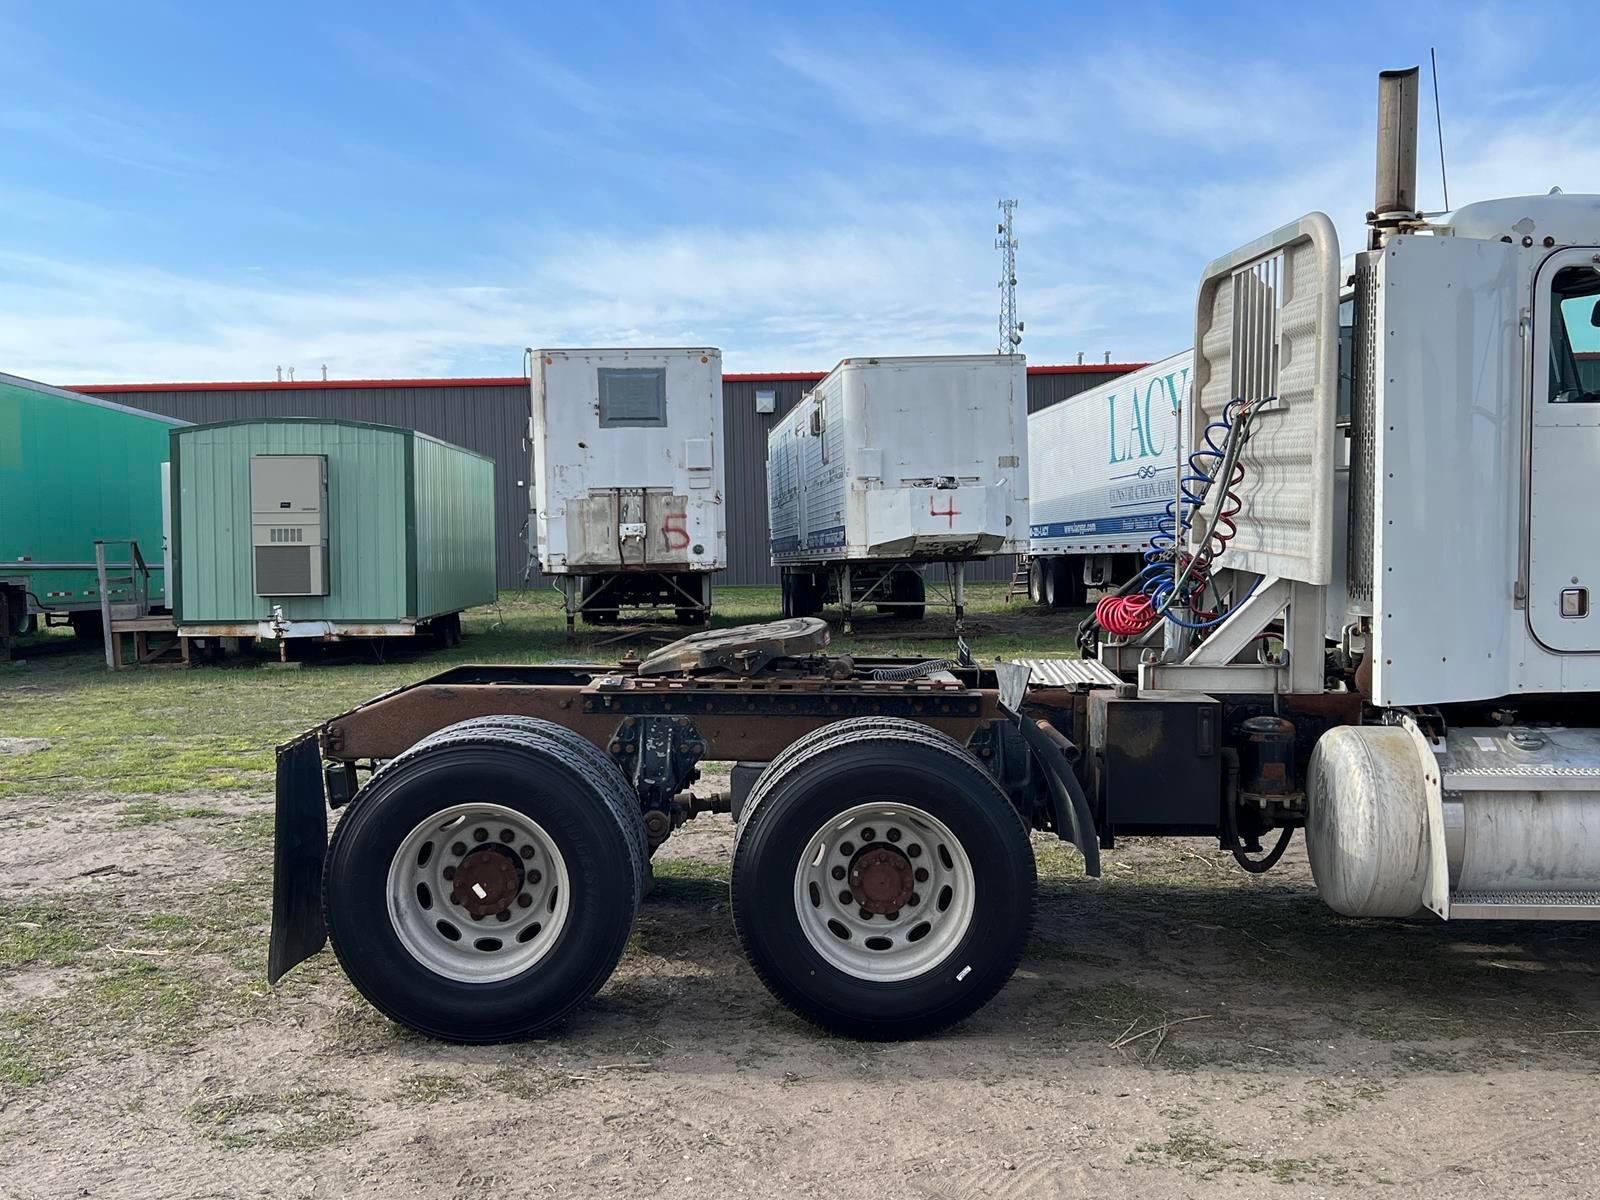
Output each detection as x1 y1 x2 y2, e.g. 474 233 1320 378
530 348 725 634
1026 351 1190 608
268 69 1600 1047
768 353 1029 631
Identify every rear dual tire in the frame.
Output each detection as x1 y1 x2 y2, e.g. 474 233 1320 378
323 718 646 1043
781 570 824 619
1040 558 1086 609
732 720 1035 1039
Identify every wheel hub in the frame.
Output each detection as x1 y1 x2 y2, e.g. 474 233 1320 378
451 844 523 917
849 846 915 915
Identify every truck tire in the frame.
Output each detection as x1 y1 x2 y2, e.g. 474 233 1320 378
1059 561 1086 608
68 612 102 641
1028 559 1046 605
731 721 1035 1039
322 725 646 1042
890 570 926 621
787 571 823 618
746 718 964 820
1043 559 1085 609
414 715 638 808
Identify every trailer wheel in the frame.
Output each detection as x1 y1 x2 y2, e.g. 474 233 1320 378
323 726 646 1042
68 612 102 641
889 570 926 621
783 570 823 619
1028 559 1045 605
732 721 1034 1039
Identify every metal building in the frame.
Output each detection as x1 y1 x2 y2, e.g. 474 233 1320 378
74 364 1140 589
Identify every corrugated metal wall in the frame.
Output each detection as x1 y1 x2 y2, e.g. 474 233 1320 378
84 368 1131 589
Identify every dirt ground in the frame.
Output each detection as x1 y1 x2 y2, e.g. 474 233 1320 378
3 767 1599 1200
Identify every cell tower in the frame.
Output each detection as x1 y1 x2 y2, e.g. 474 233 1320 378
995 198 1021 354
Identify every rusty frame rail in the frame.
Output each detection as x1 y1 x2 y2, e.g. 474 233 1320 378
320 662 1006 763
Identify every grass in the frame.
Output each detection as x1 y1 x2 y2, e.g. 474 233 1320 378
186 1088 360 1150
0 583 1082 802
1131 1129 1348 1185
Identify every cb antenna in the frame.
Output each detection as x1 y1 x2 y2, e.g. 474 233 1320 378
1430 47 1449 212
995 199 1021 354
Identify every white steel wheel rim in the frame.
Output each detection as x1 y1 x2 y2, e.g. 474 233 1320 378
386 802 572 984
792 801 977 983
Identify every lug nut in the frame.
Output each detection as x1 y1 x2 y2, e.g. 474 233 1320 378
886 910 900 921
838 890 854 905
496 909 511 922
442 866 456 880
499 828 515 843
472 828 488 843
831 865 846 881
907 844 922 858
861 827 877 842
520 845 535 860
517 894 532 908
914 867 929 882
858 907 874 920
887 828 902 843
451 841 467 856
908 892 921 907
840 841 855 856
529 869 543 885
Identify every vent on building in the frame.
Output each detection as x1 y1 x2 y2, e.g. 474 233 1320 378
597 367 667 427
254 545 316 596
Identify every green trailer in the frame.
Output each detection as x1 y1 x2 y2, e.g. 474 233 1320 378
0 371 186 653
170 419 496 647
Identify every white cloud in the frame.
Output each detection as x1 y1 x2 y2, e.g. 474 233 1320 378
5 11 1598 386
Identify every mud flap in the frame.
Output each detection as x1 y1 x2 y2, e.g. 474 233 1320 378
268 730 329 983
996 659 1102 878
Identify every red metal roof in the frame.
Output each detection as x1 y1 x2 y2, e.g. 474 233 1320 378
71 376 530 394
72 363 1148 394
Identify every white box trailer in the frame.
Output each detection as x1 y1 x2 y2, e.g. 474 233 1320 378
531 348 725 633
768 353 1028 631
1026 351 1189 607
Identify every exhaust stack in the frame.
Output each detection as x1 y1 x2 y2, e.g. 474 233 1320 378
1370 67 1420 247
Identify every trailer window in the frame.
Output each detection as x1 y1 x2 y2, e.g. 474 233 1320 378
597 368 668 427
1549 266 1600 403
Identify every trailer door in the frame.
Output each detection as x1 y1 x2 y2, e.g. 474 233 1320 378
1527 249 1600 653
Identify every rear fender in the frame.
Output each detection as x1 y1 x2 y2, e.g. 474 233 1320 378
268 730 329 983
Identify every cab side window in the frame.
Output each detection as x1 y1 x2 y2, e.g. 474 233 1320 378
1549 266 1600 404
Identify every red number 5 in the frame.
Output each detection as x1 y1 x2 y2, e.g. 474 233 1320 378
662 513 690 550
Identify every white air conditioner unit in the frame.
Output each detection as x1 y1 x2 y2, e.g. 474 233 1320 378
250 455 329 597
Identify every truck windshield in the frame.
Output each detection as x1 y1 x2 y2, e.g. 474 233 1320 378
1549 265 1600 403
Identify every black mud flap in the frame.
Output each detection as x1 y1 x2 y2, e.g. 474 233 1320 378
996 660 1102 878
268 730 329 983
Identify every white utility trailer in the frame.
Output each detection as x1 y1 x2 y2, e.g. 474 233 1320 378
767 354 1029 631
531 348 725 634
1027 351 1189 608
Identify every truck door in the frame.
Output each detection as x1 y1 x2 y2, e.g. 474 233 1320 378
1528 249 1600 652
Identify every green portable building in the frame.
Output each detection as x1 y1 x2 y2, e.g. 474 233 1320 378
170 419 496 642
0 371 185 644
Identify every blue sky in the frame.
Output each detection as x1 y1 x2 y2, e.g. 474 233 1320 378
1 0 1595 382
